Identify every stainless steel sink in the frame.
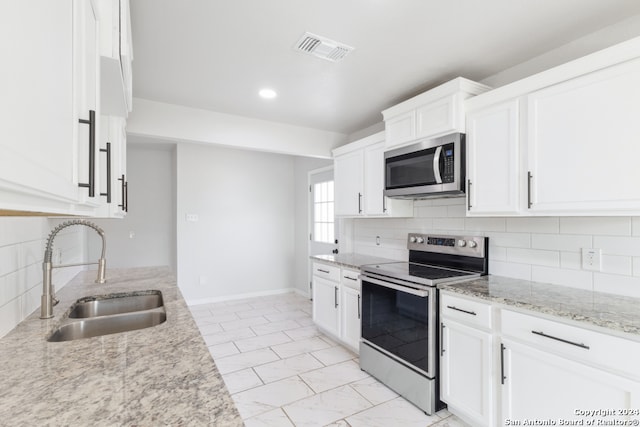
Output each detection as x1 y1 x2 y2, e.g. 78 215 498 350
47 291 166 342
69 291 164 318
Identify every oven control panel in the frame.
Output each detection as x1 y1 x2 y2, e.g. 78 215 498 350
408 233 486 257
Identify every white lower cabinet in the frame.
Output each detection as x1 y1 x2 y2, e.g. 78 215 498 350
340 269 361 351
440 294 494 427
312 276 340 338
501 338 640 424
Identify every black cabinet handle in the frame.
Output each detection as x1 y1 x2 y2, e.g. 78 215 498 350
531 330 590 350
118 174 128 212
527 171 533 209
446 305 477 316
334 286 338 308
500 343 506 384
467 179 472 210
440 323 446 356
382 191 387 213
317 268 330 274
357 294 361 319
78 110 96 197
358 192 362 214
344 276 358 282
99 142 111 203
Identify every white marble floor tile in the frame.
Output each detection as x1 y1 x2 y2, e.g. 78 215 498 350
211 302 255 315
202 327 256 346
345 397 441 427
271 337 332 359
251 320 302 336
215 348 280 375
324 421 350 427
265 310 309 322
295 317 315 327
283 384 372 426
205 312 241 324
311 345 356 366
207 341 239 359
349 376 398 405
431 415 471 427
244 408 294 427
235 306 283 319
222 368 264 394
232 376 315 419
219 315 269 331
299 360 369 393
283 325 322 341
253 353 324 384
197 322 223 336
234 331 292 352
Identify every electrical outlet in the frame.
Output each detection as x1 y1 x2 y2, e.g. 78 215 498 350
186 214 199 222
582 248 602 271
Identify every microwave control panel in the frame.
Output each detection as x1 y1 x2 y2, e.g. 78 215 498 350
442 143 455 183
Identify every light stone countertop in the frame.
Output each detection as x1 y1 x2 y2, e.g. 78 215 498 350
439 275 640 340
0 266 243 426
311 253 399 270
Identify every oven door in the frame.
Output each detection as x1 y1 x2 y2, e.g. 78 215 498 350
360 275 436 378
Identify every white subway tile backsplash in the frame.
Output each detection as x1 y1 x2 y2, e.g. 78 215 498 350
633 218 640 236
593 236 640 257
489 260 531 280
594 273 640 298
489 246 507 262
506 217 559 234
447 204 467 218
634 258 640 277
432 218 465 231
465 217 506 232
0 245 19 277
560 252 582 270
0 298 21 338
601 255 632 276
559 217 632 236
485 232 530 248
531 234 592 252
531 266 593 291
416 206 448 218
507 248 559 268
404 218 433 232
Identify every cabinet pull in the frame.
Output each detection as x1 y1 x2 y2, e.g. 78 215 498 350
467 179 472 210
78 110 96 197
334 286 338 308
500 343 506 384
382 191 387 213
446 305 477 316
344 276 358 282
118 174 128 212
440 323 445 356
358 192 362 214
317 268 330 274
531 330 590 350
99 142 112 203
527 171 533 208
357 294 361 319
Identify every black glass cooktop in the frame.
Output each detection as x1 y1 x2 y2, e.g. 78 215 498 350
361 262 479 287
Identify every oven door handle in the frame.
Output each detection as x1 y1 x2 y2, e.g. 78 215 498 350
359 275 431 298
433 146 442 184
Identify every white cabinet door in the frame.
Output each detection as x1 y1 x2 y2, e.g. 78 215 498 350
384 111 416 149
527 58 640 214
312 276 340 337
416 95 457 140
440 319 493 427
466 99 521 216
334 150 364 216
97 116 127 217
340 285 361 351
501 339 640 424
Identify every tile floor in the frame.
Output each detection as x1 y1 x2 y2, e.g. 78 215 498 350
189 292 469 427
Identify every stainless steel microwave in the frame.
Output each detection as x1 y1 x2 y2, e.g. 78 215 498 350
384 133 465 199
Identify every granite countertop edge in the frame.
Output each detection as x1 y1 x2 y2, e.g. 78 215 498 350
310 253 400 269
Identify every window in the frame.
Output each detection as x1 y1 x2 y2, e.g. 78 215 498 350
313 180 335 243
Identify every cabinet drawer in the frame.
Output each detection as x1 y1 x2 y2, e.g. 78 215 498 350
501 309 640 379
312 262 340 282
341 268 360 290
440 293 492 329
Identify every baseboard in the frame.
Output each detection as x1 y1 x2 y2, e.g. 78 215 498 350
293 287 310 299
187 287 297 306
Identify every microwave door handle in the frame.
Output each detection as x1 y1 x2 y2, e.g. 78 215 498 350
433 146 443 184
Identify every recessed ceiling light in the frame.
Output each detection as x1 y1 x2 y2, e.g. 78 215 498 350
259 88 277 99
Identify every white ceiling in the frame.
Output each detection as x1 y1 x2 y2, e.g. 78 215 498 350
130 0 640 135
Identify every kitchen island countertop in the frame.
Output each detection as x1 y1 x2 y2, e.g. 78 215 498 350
0 266 242 426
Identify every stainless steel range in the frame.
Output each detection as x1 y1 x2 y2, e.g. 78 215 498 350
359 233 488 414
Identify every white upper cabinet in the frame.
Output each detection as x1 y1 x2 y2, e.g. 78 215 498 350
383 78 490 150
465 36 640 216
97 0 133 117
0 0 102 215
333 132 413 218
466 99 521 216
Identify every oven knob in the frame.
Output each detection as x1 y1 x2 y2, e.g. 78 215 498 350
416 237 425 244
409 236 417 243
468 241 478 248
457 239 466 247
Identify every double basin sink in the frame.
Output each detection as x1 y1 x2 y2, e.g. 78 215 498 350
47 290 167 342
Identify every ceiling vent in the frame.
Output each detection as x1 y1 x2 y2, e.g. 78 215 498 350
294 32 354 62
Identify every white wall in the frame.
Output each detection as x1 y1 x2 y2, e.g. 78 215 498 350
293 156 333 296
88 143 177 272
0 218 85 338
349 198 640 298
176 143 296 304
